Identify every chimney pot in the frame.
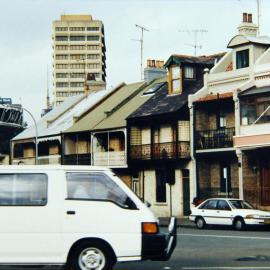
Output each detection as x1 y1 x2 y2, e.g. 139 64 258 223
248 13 252 23
243 12 247 23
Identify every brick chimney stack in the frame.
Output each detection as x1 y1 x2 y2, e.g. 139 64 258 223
238 12 258 36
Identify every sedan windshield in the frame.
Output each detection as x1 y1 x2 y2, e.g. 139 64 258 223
229 200 253 209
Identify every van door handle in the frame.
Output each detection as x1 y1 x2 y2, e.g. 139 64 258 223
67 211 76 215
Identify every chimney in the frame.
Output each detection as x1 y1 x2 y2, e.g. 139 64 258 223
237 13 258 36
144 59 167 82
243 12 247 23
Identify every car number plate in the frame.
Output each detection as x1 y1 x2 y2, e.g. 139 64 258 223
264 220 270 224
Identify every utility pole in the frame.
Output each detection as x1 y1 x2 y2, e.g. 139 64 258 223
179 29 208 56
134 24 149 80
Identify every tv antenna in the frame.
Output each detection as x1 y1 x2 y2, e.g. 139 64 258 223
132 24 149 80
179 29 208 56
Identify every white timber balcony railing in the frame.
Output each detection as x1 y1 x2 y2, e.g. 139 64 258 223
37 155 61 165
93 151 126 167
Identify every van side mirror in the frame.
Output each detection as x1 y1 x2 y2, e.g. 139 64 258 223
145 200 151 208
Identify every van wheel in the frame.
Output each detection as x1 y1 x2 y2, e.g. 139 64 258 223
69 241 115 270
195 217 206 229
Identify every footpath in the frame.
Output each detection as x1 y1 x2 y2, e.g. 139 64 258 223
159 217 195 228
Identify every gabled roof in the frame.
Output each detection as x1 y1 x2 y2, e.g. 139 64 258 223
164 53 225 68
127 78 204 120
227 35 270 48
12 88 114 141
66 80 155 133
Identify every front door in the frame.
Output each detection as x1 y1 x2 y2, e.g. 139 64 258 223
182 169 190 216
261 162 270 206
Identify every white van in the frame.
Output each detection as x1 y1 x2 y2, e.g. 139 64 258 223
0 165 176 270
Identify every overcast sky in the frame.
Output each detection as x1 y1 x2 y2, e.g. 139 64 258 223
0 0 269 121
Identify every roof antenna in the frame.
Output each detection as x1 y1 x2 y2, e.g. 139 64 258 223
133 24 149 80
257 0 261 35
179 29 208 56
46 65 50 109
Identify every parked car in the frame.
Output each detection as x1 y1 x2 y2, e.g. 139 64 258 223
189 198 270 230
0 165 177 270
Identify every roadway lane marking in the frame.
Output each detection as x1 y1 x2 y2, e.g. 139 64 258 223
178 233 270 240
182 267 270 269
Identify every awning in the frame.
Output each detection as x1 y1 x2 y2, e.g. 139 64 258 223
37 136 61 143
234 134 270 149
195 92 233 103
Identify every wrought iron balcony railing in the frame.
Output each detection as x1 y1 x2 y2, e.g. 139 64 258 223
195 127 235 150
130 141 190 161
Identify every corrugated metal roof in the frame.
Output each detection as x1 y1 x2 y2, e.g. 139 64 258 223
12 89 112 141
239 86 270 97
92 78 167 131
66 81 147 133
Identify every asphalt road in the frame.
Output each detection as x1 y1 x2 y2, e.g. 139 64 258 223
2 226 270 270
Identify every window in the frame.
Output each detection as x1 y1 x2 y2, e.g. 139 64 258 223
56 82 68 87
66 172 134 208
87 45 99 50
55 27 68 31
69 27 85 31
184 66 195 79
55 36 68 41
70 54 85 60
87 63 100 69
55 55 68 60
70 82 84 87
199 199 218 210
55 45 68 50
70 45 86 50
70 36 85 41
143 82 165 96
156 169 167 203
87 54 99 59
87 36 100 41
87 27 100 31
218 112 227 128
55 64 68 69
236 49 249 69
217 200 231 211
56 73 68 78
170 66 181 93
0 174 47 206
70 73 85 78
241 96 270 125
132 172 139 195
70 63 85 69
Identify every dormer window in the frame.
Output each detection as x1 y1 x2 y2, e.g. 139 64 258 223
169 65 182 94
184 66 195 79
236 49 249 69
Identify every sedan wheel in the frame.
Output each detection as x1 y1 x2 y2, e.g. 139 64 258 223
196 217 205 229
234 218 245 230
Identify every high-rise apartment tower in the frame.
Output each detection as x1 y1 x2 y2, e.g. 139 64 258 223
52 15 106 106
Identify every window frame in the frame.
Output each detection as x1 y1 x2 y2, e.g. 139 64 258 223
236 49 249 69
65 171 137 210
0 173 48 207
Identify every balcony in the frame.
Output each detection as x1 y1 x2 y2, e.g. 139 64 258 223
63 153 91 165
93 151 126 167
37 155 61 165
130 141 190 161
195 127 235 150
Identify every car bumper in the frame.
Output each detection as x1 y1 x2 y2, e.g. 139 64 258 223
141 217 177 261
244 218 270 225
